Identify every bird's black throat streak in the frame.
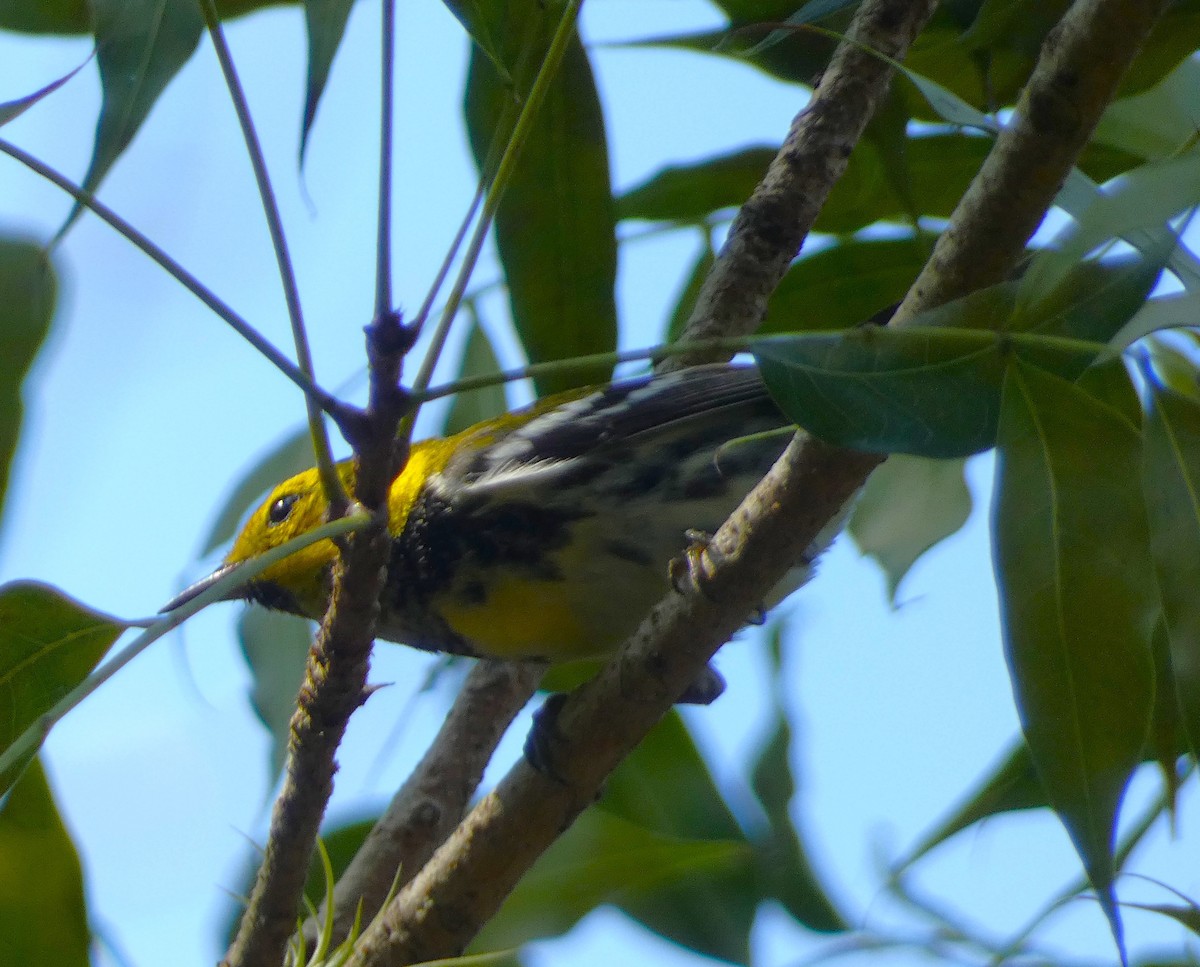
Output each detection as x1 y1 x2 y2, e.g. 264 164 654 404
387 490 590 616
245 581 303 616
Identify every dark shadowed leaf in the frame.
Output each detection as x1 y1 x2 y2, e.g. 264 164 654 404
0 239 57 514
464 5 617 396
440 0 512 82
617 147 775 224
749 628 847 933
238 607 313 782
444 320 508 436
0 759 89 967
760 234 933 335
0 0 290 33
993 361 1158 956
300 0 355 159
471 808 753 961
1141 372 1200 757
0 582 125 795
849 454 972 601
68 0 203 233
665 239 715 343
201 428 314 555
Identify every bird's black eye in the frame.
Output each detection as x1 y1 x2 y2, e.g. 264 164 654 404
267 493 300 525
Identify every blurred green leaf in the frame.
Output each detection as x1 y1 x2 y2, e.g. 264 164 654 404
1120 901 1200 936
598 713 755 963
1096 56 1200 162
849 454 972 601
665 239 715 343
899 741 1046 868
1142 374 1200 758
0 0 291 33
749 628 847 933
993 360 1158 955
464 6 617 396
67 0 203 232
472 808 752 961
0 582 124 795
617 147 775 224
1108 293 1200 356
0 62 87 126
1075 356 1141 431
0 239 57 515
760 234 933 334
444 320 508 436
238 607 313 783
440 0 513 83
0 758 89 967
201 428 314 555
300 0 355 160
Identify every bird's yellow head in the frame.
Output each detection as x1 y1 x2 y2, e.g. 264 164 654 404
223 463 361 620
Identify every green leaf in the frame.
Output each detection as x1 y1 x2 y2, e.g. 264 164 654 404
440 0 513 84
665 239 714 343
464 8 617 396
849 454 972 601
1142 375 1200 758
993 360 1158 957
1096 56 1200 162
444 320 507 436
598 713 755 963
0 0 88 33
0 62 88 127
0 239 57 515
617 146 775 224
1108 292 1200 356
753 323 1100 458
238 607 313 782
749 628 847 934
898 741 1047 869
69 0 203 232
471 808 753 960
300 0 355 160
201 428 314 555
0 582 124 795
1120 901 1200 936
0 759 89 967
760 234 933 335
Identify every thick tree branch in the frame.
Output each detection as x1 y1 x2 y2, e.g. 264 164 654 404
223 316 412 967
340 0 1173 962
664 0 938 370
304 661 543 946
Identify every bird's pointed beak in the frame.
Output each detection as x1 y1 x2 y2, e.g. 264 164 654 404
160 562 244 614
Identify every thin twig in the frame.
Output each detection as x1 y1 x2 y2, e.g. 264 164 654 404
199 0 344 511
0 137 342 415
303 662 544 946
375 0 395 320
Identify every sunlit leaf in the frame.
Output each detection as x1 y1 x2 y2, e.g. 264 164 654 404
0 759 89 967
464 5 617 396
68 0 203 232
993 361 1158 955
849 454 972 601
1095 56 1200 162
0 582 125 795
238 607 313 782
1142 374 1200 757
300 0 355 160
0 239 57 514
444 320 508 436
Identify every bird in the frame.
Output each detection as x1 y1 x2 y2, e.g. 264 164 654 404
165 364 833 694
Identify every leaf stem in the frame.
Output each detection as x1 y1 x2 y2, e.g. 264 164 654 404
375 0 395 319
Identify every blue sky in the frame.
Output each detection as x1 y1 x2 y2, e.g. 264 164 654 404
1 2 1196 965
